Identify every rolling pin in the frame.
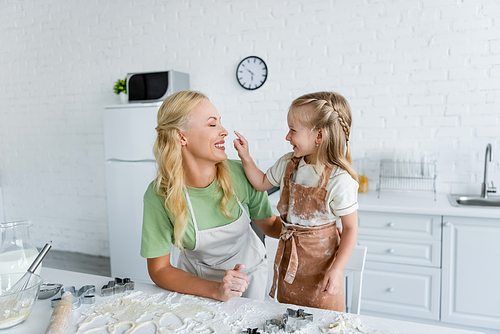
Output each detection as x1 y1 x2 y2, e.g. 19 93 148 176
45 291 73 334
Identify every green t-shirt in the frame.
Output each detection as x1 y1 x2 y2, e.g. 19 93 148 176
140 159 273 259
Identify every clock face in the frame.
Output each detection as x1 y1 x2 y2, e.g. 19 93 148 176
236 56 268 90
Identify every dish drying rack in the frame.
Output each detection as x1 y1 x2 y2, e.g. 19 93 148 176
377 159 437 200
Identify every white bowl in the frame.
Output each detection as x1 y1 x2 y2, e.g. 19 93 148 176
0 273 42 329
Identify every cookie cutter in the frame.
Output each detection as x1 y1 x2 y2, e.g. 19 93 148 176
242 328 260 334
101 277 134 297
264 319 285 333
51 285 96 309
286 308 313 322
264 308 313 333
39 283 63 300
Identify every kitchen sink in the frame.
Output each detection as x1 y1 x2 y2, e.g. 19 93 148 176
448 194 500 208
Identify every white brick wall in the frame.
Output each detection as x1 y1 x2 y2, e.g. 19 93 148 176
0 0 498 255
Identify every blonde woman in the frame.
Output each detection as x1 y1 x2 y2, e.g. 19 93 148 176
234 91 358 311
141 90 281 302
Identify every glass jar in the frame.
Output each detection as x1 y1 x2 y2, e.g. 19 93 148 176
0 220 41 275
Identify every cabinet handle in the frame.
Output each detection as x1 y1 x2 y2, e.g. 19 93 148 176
444 222 451 227
387 222 395 227
387 287 394 293
388 248 395 253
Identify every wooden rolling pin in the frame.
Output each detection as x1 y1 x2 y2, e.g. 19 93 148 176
45 292 73 334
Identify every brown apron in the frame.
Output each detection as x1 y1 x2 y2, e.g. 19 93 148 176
269 157 345 311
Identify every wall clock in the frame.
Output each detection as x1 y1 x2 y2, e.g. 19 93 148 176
236 56 268 90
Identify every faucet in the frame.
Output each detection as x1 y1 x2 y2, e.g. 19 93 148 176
481 143 496 198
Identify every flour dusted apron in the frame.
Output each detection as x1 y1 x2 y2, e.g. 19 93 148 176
269 157 345 311
176 192 268 300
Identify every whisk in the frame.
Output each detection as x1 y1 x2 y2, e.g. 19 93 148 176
6 242 52 294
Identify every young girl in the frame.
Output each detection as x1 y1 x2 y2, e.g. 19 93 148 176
233 91 358 311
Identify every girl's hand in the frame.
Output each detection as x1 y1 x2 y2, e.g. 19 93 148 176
320 268 344 296
217 264 249 302
233 131 251 161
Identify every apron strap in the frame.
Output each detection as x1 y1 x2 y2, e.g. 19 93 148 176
318 165 334 189
184 188 199 234
269 227 299 298
285 156 300 180
234 192 250 221
185 189 250 245
286 157 333 190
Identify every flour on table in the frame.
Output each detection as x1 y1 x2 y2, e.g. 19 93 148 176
76 291 226 334
75 292 396 334
321 314 395 334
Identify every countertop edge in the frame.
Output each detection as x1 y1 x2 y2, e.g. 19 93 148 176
268 191 499 219
357 192 500 218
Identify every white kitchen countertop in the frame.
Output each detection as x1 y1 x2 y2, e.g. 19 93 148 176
4 267 485 334
268 190 499 219
357 191 499 218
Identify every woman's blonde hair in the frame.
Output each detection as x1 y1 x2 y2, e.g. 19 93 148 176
154 90 233 250
289 91 357 181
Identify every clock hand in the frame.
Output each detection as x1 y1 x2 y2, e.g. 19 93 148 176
247 69 254 75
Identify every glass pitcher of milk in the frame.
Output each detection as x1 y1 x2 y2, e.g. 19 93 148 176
0 220 42 275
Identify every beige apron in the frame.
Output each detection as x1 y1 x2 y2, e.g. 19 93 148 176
269 157 345 311
176 192 268 300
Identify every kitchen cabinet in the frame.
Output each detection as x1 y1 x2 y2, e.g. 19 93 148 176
357 211 441 320
357 211 441 267
363 262 440 320
357 192 500 333
441 216 500 330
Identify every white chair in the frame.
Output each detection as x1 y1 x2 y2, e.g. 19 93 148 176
343 245 367 314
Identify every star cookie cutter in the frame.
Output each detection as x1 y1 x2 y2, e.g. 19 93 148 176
51 285 96 309
100 277 135 297
264 308 313 333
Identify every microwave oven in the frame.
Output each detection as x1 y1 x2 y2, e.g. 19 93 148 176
126 70 190 103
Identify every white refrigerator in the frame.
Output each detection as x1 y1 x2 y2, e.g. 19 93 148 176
103 102 162 282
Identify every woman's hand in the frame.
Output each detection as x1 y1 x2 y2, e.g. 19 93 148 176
217 264 249 302
148 256 247 302
233 131 251 162
320 268 344 296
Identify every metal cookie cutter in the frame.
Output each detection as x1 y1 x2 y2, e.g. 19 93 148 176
286 308 313 322
264 319 285 333
264 308 313 333
51 285 96 309
101 277 134 297
242 328 260 334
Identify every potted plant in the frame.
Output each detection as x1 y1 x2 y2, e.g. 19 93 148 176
113 78 127 103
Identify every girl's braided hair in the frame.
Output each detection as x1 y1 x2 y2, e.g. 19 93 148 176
288 91 357 181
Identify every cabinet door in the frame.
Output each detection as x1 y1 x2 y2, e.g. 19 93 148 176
358 212 441 240
357 236 441 267
442 216 500 330
361 262 441 320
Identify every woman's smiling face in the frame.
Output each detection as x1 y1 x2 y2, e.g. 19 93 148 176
180 99 228 165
